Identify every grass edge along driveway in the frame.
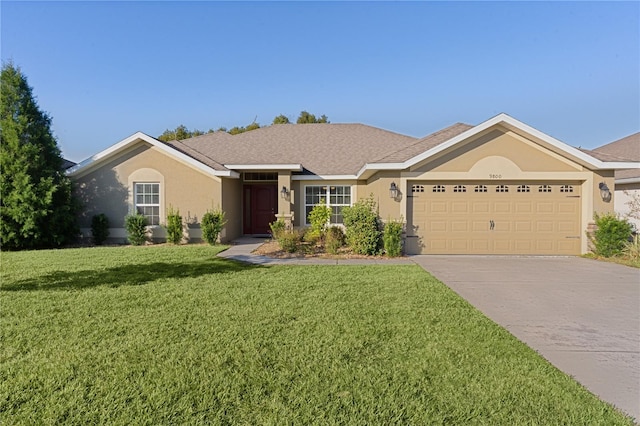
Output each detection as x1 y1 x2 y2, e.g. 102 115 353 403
1 245 634 425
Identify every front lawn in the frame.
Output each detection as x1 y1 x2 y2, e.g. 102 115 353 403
1 246 633 424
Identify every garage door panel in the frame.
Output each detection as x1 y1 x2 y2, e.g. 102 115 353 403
494 202 511 213
451 202 469 213
536 221 554 232
473 202 490 213
430 202 447 213
408 181 581 255
451 221 468 232
514 221 532 232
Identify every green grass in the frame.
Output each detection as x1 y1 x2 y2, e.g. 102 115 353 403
1 245 634 425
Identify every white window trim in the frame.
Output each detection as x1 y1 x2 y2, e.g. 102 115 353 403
134 182 161 226
304 185 352 226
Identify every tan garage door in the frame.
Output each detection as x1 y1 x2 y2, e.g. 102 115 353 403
408 182 581 255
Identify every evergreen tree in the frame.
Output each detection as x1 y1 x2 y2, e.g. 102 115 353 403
0 62 78 250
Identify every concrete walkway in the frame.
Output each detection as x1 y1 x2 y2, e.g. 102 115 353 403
219 239 639 420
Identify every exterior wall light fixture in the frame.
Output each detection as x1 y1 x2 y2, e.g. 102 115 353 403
599 182 611 202
389 182 399 199
280 186 289 200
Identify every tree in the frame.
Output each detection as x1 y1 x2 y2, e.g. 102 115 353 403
157 124 211 142
0 62 78 250
272 114 290 125
296 110 329 124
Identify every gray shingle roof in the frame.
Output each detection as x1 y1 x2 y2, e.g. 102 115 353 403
372 123 474 163
593 132 640 180
180 123 418 175
163 139 229 172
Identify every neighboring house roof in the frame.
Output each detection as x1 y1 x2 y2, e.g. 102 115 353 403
180 123 418 176
62 158 76 169
593 132 640 182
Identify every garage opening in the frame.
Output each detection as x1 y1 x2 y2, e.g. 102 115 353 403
406 181 581 255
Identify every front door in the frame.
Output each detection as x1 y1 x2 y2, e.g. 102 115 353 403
243 184 277 235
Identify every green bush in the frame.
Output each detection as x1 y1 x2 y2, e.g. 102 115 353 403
383 218 404 257
124 213 148 246
623 237 640 261
202 208 227 245
590 213 633 257
308 201 331 239
90 214 110 245
269 219 286 240
165 206 183 245
325 226 345 255
342 195 381 255
278 229 302 253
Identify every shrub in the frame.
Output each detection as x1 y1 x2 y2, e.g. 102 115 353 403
124 213 148 246
165 206 183 245
383 218 404 257
269 219 286 240
90 213 110 245
589 213 633 257
622 237 640 261
308 201 331 239
325 226 345 255
342 195 381 255
202 208 227 245
278 229 302 253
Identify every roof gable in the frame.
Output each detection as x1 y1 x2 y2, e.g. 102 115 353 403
359 113 639 177
67 132 236 179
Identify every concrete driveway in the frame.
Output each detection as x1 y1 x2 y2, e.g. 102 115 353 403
412 256 640 421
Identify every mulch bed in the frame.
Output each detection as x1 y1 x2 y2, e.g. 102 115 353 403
251 240 394 260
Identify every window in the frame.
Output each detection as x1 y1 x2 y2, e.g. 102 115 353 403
412 185 425 193
474 185 487 193
560 185 574 193
517 185 530 193
538 185 552 193
244 172 277 181
496 185 509 193
135 183 160 225
453 185 467 193
305 186 351 225
432 185 446 193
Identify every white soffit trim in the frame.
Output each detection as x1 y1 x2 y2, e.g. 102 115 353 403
66 132 236 178
225 164 303 171
291 174 358 181
360 113 640 174
616 177 640 184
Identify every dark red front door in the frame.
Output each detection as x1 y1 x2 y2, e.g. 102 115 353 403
243 184 277 235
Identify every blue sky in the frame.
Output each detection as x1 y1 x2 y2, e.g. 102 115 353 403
2 1 639 162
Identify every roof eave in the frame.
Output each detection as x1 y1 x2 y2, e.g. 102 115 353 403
225 164 303 171
66 132 231 179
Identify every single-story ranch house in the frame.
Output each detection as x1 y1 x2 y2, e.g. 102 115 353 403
67 113 639 255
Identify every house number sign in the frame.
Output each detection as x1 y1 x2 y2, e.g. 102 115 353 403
489 174 502 179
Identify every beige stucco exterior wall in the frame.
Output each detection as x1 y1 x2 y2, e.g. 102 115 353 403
364 172 403 222
412 128 581 174
73 142 223 242
615 182 640 230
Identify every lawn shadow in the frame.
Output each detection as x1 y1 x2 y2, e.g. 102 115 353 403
2 258 262 292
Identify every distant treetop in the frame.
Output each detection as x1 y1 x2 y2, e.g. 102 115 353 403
157 110 329 141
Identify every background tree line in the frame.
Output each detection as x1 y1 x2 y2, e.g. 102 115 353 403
157 111 329 142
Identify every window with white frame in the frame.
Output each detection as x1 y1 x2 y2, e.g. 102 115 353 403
134 183 160 225
305 185 351 225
